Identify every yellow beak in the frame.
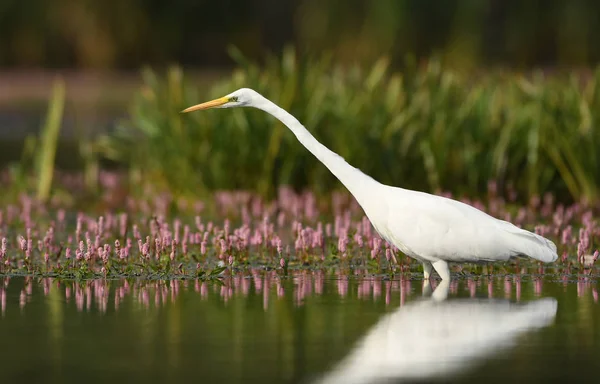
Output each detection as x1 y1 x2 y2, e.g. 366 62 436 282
181 96 229 113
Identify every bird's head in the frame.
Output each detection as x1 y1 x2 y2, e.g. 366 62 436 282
181 88 260 113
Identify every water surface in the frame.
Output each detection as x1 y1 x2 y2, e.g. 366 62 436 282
0 273 598 383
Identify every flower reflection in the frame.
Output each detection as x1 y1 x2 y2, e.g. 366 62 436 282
0 271 595 316
577 276 598 302
0 288 5 316
534 278 542 296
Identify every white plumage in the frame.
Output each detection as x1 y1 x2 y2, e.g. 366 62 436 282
182 88 559 280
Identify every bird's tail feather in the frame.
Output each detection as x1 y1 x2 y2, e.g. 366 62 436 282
501 222 558 263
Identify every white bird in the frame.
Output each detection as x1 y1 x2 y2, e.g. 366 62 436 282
313 281 557 384
182 88 558 280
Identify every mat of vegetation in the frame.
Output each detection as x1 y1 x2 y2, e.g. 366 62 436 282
0 183 596 280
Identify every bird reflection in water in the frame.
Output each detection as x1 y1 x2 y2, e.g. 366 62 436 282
315 279 558 384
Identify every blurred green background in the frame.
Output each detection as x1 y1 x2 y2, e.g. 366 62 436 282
1 0 599 203
2 0 599 69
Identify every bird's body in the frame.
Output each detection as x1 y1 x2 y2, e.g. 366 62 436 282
372 187 557 277
183 88 558 280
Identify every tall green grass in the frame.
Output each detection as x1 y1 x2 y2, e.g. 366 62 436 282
105 48 600 202
36 78 65 202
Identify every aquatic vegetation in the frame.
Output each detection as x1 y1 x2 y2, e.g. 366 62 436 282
105 48 600 201
0 182 597 280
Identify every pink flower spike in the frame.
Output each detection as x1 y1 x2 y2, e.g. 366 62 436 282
0 238 6 259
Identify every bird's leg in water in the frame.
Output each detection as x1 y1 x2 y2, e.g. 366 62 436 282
422 279 432 296
431 279 450 301
422 279 449 300
432 260 450 281
423 261 433 279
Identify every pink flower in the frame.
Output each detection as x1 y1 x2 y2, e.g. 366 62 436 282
561 226 572 245
577 243 584 260
338 237 347 254
354 233 363 248
0 238 6 259
219 239 227 255
141 243 149 258
372 237 382 253
370 249 377 259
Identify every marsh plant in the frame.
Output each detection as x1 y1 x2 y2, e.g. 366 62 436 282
105 47 600 202
0 183 597 280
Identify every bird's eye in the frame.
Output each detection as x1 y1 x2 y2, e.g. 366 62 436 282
229 96 238 102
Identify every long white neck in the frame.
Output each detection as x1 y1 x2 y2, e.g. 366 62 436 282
253 95 382 212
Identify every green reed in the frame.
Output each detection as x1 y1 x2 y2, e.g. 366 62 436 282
36 77 66 202
104 47 600 202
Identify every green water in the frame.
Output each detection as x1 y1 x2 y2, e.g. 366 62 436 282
0 273 598 383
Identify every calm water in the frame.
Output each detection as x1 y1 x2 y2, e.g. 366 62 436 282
0 272 598 384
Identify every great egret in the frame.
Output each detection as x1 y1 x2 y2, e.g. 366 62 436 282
182 88 558 280
314 281 557 384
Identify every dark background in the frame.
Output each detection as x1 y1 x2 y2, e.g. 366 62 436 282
1 0 599 70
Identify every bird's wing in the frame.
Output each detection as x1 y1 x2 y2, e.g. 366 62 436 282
489 218 558 262
384 191 531 262
494 218 557 252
